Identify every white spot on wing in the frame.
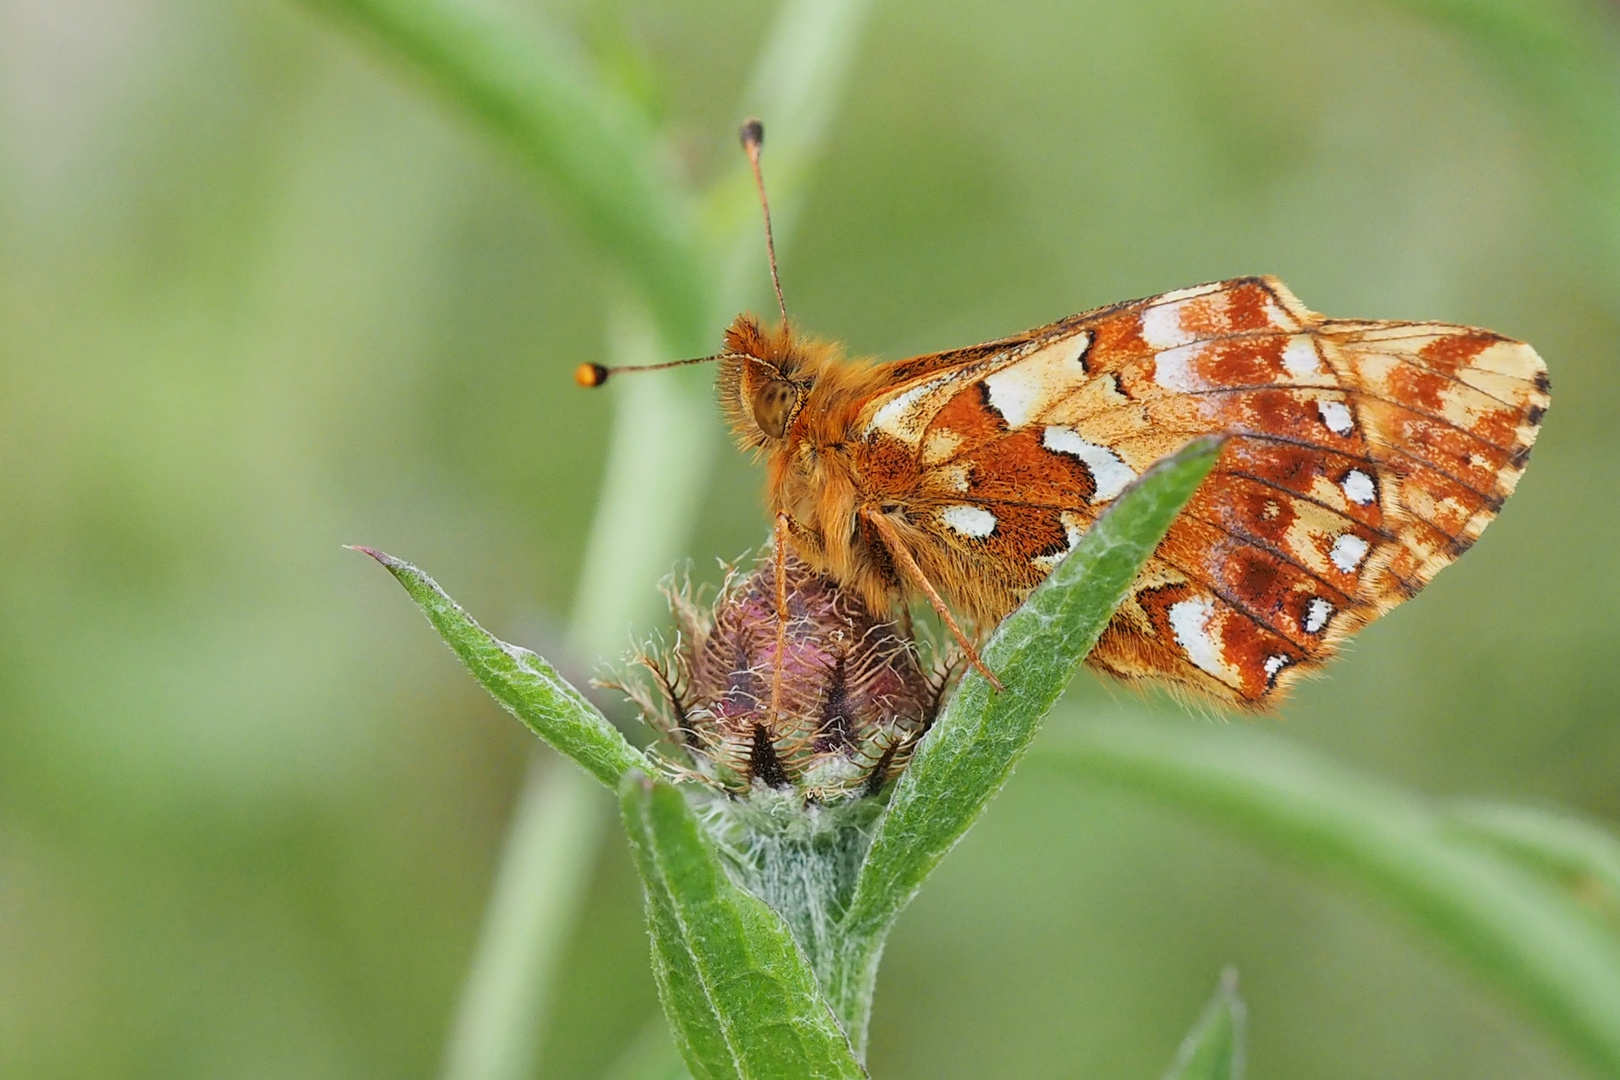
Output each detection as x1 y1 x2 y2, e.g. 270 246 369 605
1318 400 1355 437
1042 426 1137 501
1304 597 1333 634
940 504 996 538
1342 469 1376 505
1054 330 1090 368
920 426 964 465
982 365 1042 428
1153 346 1205 393
865 371 960 439
1263 654 1290 681
868 382 930 434
1141 301 1193 350
1261 298 1294 331
1168 596 1226 677
1330 533 1370 573
1282 336 1323 379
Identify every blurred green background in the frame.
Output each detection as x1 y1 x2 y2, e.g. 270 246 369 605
2 0 1618 1076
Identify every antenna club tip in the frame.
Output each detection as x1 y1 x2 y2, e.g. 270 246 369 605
574 362 609 388
739 118 764 150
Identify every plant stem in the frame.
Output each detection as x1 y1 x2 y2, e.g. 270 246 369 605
442 757 608 1080
568 302 719 651
700 793 885 1045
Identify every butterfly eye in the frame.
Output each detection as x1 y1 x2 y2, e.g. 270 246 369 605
751 379 798 439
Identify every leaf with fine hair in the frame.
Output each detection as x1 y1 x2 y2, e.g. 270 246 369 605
1161 969 1246 1080
355 548 650 788
619 774 865 1080
1033 714 1620 1080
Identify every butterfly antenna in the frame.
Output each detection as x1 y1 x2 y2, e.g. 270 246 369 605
573 353 720 388
739 118 789 335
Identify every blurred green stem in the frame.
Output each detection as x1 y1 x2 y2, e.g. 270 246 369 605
596 1016 687 1080
444 758 608 1080
569 301 718 652
1441 800 1620 929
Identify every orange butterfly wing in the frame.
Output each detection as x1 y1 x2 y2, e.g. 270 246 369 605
854 277 1548 706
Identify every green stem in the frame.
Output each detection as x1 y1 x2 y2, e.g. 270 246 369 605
699 794 886 1044
442 760 609 1080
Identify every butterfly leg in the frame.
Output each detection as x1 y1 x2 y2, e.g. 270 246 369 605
769 511 791 727
858 507 1004 693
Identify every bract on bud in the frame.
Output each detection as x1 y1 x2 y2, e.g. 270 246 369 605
617 550 946 801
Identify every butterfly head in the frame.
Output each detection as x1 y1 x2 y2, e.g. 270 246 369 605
717 312 820 450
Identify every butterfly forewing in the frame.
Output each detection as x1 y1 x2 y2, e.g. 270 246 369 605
850 276 1548 706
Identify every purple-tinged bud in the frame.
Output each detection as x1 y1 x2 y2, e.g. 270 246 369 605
618 550 946 801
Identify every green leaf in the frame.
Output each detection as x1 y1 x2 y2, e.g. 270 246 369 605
1161 969 1246 1080
1442 800 1620 930
1034 715 1620 1080
297 0 712 350
618 774 865 1080
828 437 1223 1054
355 548 650 787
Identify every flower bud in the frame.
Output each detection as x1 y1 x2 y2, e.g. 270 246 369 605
619 550 945 801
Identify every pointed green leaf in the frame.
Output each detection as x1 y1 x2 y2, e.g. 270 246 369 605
618 774 865 1080
1161 969 1246 1080
1035 715 1620 1080
357 548 649 787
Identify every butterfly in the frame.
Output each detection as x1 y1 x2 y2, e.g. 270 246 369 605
582 123 1549 708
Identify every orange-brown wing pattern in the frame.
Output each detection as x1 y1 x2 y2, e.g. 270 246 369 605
855 277 1547 707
